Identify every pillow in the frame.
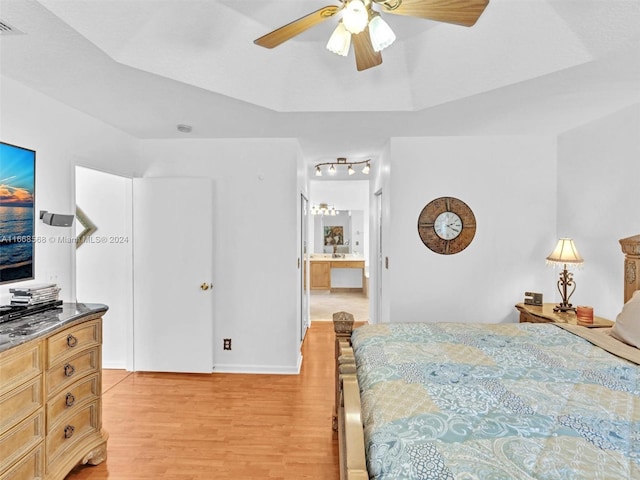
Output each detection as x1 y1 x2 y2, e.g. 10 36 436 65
610 290 640 348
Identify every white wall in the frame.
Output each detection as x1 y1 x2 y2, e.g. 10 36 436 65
384 136 558 324
557 104 640 319
75 167 133 369
0 76 139 308
139 139 302 373
350 210 365 257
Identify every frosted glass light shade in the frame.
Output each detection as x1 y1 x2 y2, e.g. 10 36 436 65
369 15 395 52
546 238 584 265
342 0 369 34
327 22 351 56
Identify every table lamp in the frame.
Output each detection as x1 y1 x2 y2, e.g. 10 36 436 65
546 238 584 312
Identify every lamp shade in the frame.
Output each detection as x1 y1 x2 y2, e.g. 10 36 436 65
326 22 351 56
369 14 396 52
546 238 584 265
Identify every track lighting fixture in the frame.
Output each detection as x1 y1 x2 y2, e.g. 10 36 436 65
314 157 371 176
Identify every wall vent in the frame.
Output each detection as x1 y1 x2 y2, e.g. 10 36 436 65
0 19 25 35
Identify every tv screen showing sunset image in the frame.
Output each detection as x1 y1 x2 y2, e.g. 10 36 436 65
0 142 36 284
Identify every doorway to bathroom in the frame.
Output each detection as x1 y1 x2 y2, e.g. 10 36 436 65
308 180 370 323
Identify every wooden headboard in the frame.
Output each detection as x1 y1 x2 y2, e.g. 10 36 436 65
620 234 640 303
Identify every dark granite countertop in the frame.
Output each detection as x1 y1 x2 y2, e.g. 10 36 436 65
0 303 108 353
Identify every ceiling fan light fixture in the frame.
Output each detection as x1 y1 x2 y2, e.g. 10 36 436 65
342 0 369 34
326 21 351 56
369 14 396 52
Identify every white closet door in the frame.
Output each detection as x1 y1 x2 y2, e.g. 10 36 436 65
133 177 213 373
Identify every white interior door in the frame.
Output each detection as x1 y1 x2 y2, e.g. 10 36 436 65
75 166 133 370
300 194 309 341
133 177 213 373
375 190 383 324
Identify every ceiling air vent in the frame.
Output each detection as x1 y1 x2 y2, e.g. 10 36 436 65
0 19 25 35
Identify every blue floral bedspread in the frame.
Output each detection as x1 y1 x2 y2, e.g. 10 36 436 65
351 322 640 479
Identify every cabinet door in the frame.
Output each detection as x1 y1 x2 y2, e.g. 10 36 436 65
310 262 331 289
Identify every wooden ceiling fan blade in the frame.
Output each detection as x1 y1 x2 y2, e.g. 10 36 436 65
352 29 383 71
254 5 341 49
379 0 489 27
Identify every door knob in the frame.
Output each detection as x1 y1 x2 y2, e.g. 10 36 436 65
200 283 213 291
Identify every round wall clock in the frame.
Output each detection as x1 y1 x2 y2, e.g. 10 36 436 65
417 197 476 255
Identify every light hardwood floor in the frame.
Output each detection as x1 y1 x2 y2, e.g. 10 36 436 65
65 322 342 480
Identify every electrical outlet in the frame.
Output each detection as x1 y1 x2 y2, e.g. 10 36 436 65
223 338 232 350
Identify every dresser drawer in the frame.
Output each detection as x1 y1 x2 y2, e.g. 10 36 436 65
0 376 42 434
47 373 100 430
0 410 44 476
46 400 100 467
47 320 101 368
0 342 43 397
46 347 100 397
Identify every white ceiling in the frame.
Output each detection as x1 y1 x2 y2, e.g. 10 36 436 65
0 0 639 174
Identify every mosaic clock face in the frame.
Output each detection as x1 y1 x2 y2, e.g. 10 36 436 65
417 197 476 255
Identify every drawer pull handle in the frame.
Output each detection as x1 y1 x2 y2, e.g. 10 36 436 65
64 425 75 439
64 363 75 377
67 334 78 347
65 392 76 407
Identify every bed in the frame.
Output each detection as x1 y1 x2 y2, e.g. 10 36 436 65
333 239 640 480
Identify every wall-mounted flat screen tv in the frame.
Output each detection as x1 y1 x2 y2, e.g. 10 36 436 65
0 142 36 284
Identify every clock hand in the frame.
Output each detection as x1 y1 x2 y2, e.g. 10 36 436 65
448 226 460 233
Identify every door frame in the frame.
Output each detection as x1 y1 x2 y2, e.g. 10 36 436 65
373 188 383 324
300 193 310 341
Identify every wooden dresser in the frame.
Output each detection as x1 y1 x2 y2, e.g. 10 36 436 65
0 303 108 480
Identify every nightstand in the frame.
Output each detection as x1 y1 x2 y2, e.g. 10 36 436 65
515 303 614 328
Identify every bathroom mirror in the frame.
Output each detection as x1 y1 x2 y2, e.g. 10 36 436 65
311 210 365 256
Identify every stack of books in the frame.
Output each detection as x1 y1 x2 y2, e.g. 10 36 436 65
10 283 61 306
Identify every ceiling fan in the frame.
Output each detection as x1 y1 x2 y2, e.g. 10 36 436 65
254 0 490 71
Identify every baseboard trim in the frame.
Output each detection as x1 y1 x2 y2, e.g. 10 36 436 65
103 361 127 369
214 355 303 375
